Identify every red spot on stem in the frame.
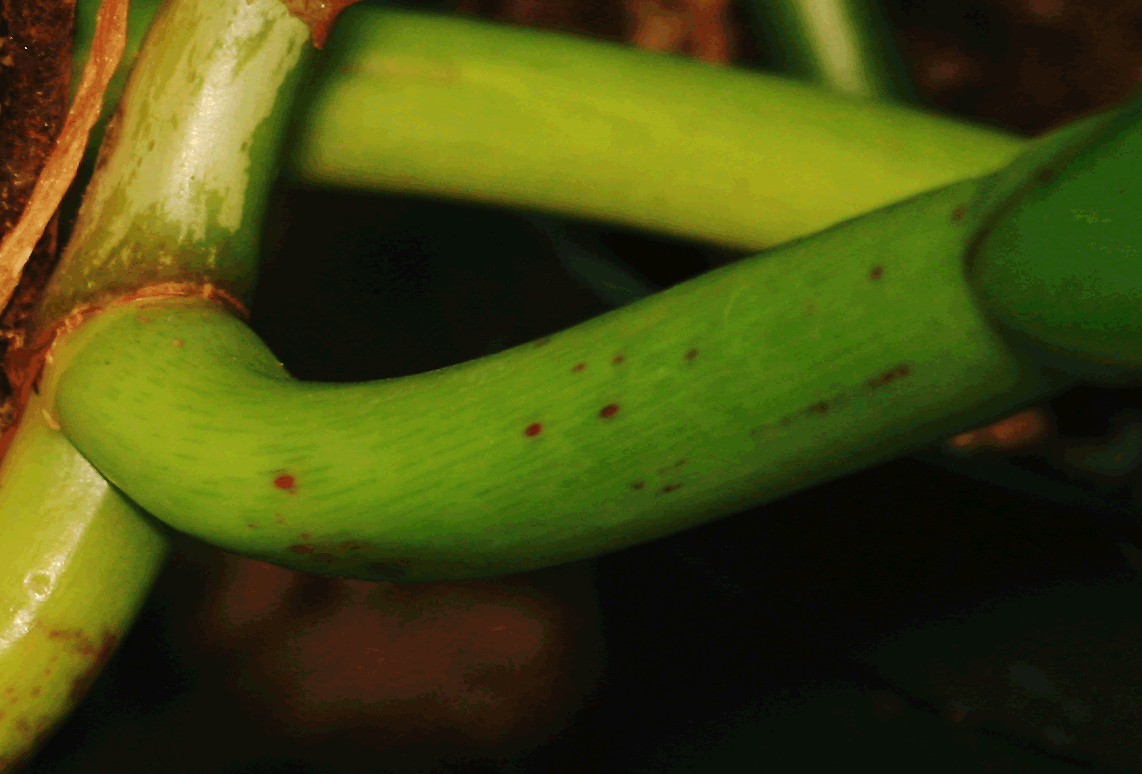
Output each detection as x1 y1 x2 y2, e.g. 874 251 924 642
524 423 543 437
600 403 619 418
869 265 884 281
273 473 296 491
572 362 586 372
685 348 698 361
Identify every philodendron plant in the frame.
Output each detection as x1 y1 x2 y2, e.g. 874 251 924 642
1 0 1140 767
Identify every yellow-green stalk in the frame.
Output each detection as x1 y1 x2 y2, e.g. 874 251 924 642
287 6 1026 253
0 0 314 767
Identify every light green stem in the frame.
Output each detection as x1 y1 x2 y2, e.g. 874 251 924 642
0 0 313 766
743 0 915 102
287 6 1025 252
47 163 1079 581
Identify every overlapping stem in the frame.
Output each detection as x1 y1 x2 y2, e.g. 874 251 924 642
0 0 314 766
286 5 1026 252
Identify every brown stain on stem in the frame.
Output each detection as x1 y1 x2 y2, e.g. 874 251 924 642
0 282 247 461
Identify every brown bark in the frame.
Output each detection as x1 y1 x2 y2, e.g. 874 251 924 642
0 0 74 435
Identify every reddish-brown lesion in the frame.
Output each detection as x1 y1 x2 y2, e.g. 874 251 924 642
946 406 1051 452
277 0 362 49
0 281 247 460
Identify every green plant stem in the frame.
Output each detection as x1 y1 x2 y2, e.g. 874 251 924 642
46 165 1077 581
968 85 1142 384
33 0 314 335
72 3 1029 252
286 6 1026 252
0 0 313 763
743 0 916 102
0 393 169 768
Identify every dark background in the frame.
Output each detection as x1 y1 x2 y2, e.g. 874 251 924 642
26 1 1142 772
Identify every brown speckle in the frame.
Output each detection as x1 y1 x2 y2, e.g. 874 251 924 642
29 688 39 697
600 403 620 418
685 348 698 361
247 523 257 529
661 483 683 494
136 315 150 323
273 473 296 491
524 422 543 437
807 401 829 414
869 265 884 281
171 338 183 347
952 205 967 221
299 532 311 540
67 630 118 702
632 480 646 490
366 559 413 580
867 363 910 389
572 362 586 373
612 355 624 365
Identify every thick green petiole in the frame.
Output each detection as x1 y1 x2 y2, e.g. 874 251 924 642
31 0 313 335
0 377 169 769
26 0 1137 589
967 84 1142 384
48 168 1075 582
0 0 313 766
287 6 1026 252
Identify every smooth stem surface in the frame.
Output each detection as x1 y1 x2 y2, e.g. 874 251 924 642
0 391 168 769
968 84 1142 383
288 6 1027 252
73 3 1027 251
49 172 1074 581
